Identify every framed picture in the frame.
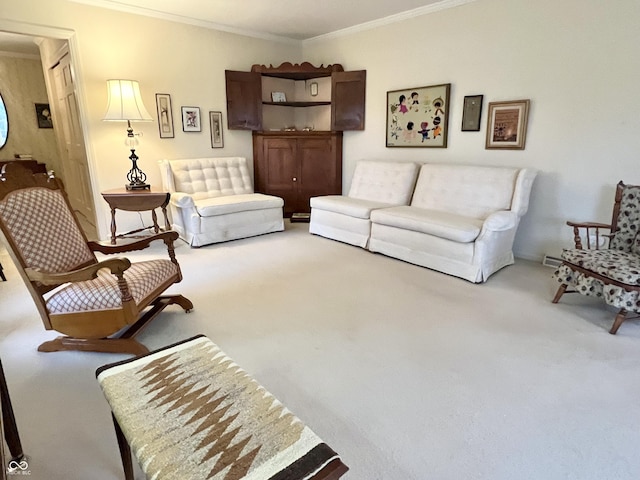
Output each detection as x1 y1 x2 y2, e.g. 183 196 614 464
209 111 224 148
271 92 286 102
386 83 450 148
34 103 53 129
155 94 174 138
461 95 483 132
181 106 201 132
310 82 318 97
485 99 530 150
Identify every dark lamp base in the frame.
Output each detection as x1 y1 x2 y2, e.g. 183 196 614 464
125 183 151 191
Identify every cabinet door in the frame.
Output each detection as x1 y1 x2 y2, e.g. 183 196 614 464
260 138 298 215
225 70 262 130
331 70 366 131
297 135 341 213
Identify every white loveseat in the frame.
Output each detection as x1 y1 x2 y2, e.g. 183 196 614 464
158 157 284 247
310 161 537 283
309 160 419 248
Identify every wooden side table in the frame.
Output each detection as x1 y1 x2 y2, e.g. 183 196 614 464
101 188 171 245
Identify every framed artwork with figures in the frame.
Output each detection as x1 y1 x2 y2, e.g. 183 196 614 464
181 106 201 132
386 83 450 148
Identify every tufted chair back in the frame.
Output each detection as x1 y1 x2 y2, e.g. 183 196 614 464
161 157 253 200
610 184 640 253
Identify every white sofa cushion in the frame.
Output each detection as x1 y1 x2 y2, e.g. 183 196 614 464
167 157 253 199
348 160 419 204
371 206 484 243
310 195 395 220
195 193 283 217
411 164 518 219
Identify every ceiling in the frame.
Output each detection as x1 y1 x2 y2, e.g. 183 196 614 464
0 0 460 55
68 0 449 41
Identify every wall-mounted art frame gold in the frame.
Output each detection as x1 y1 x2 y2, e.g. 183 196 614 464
485 99 530 150
386 83 450 148
209 111 223 148
155 93 174 138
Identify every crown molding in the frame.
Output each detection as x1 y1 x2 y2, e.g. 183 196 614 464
303 0 478 45
68 0 300 45
68 0 477 45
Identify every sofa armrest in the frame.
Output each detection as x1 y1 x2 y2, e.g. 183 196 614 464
481 211 518 232
171 192 196 208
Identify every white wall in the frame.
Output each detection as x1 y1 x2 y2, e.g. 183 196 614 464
0 0 301 237
2 0 639 258
0 54 62 173
303 0 640 260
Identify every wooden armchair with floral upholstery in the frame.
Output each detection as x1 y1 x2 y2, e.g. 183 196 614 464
552 181 640 334
0 165 193 355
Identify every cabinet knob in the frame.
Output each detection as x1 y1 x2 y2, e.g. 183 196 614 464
293 177 297 182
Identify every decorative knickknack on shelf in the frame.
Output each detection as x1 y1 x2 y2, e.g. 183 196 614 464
103 79 153 190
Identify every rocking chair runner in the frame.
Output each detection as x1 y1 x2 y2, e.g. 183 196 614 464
0 165 193 355
552 181 640 334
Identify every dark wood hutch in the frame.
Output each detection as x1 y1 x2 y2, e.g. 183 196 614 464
225 62 366 217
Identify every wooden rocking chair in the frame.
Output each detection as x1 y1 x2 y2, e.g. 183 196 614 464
552 181 640 334
0 165 193 355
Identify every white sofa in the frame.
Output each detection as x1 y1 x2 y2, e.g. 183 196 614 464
158 157 284 247
309 160 419 248
310 161 537 283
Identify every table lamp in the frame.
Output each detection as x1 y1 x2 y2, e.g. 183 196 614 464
103 79 153 190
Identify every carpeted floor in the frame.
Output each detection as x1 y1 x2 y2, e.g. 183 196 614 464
1 221 640 479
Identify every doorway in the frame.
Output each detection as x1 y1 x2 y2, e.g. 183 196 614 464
0 30 97 240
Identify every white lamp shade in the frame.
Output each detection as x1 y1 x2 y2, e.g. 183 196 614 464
103 79 152 122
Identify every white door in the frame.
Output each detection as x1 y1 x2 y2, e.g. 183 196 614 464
51 52 96 234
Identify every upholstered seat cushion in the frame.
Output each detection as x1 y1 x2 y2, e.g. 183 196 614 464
46 260 178 314
371 206 483 243
97 335 347 480
561 248 640 285
194 193 283 217
310 195 395 219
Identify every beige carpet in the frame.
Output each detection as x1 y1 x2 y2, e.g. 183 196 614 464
1 221 640 479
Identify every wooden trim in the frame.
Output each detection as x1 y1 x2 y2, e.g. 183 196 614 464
309 458 349 480
251 62 344 80
610 181 626 234
25 258 131 285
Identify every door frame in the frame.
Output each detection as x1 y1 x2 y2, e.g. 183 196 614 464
0 19 104 238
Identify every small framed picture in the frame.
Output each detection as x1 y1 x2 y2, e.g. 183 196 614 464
271 92 286 102
155 93 174 138
461 95 483 132
35 103 53 129
310 82 318 97
485 99 530 150
181 106 201 132
209 111 224 148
